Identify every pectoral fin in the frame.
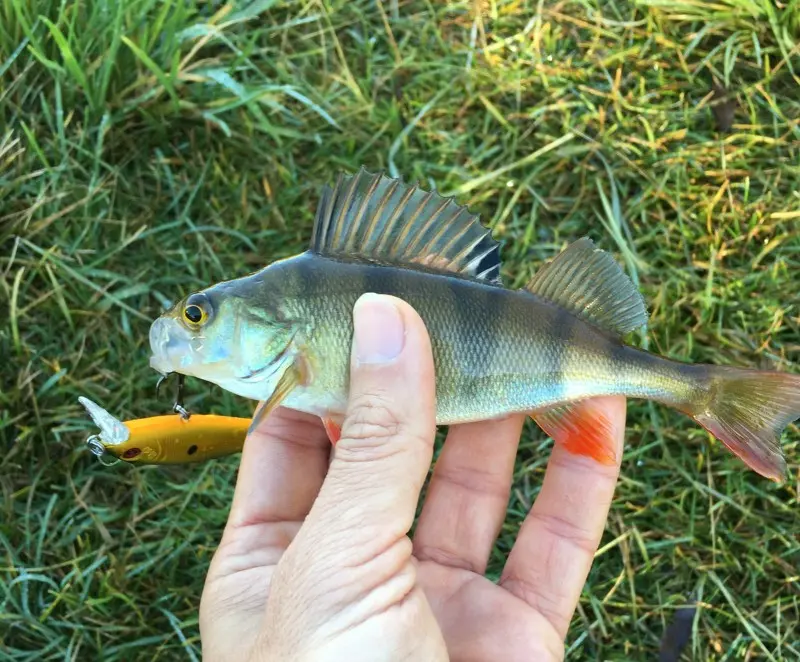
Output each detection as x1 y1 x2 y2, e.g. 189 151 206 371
532 400 617 465
322 416 343 445
248 363 302 435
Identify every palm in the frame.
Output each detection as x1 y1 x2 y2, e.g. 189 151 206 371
203 535 562 662
200 523 287 661
418 562 564 661
201 403 625 661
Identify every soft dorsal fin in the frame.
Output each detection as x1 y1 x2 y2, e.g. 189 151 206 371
525 238 647 336
309 167 502 284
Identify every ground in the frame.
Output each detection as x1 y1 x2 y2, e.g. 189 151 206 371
1 1 799 660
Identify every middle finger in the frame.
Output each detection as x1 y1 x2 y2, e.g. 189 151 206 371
413 413 526 574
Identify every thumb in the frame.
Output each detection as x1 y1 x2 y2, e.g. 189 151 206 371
257 294 446 658
304 292 437 553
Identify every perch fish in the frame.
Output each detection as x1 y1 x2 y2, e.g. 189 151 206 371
148 168 800 480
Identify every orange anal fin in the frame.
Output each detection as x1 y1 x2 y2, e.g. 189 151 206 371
322 417 342 446
532 400 617 465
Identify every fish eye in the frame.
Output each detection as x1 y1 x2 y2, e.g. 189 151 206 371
122 448 141 459
181 293 212 328
184 305 204 324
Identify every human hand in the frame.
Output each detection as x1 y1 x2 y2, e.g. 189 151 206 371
199 294 625 661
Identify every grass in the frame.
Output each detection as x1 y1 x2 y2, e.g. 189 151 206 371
1 0 799 659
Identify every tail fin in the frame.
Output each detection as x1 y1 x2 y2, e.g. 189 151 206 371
689 368 800 482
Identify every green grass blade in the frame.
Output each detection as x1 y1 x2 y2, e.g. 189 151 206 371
120 36 180 109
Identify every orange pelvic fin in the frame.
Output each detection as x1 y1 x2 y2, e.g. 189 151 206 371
322 417 342 445
532 400 617 465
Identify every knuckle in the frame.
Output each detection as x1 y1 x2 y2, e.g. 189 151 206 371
342 391 404 447
500 572 571 647
334 389 434 463
433 464 511 502
413 543 482 573
528 510 598 556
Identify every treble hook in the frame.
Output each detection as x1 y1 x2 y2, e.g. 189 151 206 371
173 374 190 419
156 373 169 397
155 373 190 420
85 434 121 467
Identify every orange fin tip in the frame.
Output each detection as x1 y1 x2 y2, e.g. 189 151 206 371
532 400 617 465
322 417 342 445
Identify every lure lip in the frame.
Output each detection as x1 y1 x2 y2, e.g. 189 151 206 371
78 396 131 447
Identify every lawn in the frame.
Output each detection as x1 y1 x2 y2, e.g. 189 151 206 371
1 0 799 659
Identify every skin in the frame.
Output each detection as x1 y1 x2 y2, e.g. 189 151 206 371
199 294 625 661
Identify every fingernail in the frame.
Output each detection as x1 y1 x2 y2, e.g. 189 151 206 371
353 294 405 364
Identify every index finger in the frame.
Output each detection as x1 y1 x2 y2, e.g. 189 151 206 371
499 396 626 638
226 406 331 529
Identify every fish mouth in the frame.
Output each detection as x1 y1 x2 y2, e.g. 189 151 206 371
149 317 192 375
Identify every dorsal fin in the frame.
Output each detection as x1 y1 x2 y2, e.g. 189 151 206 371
525 238 647 336
309 167 502 285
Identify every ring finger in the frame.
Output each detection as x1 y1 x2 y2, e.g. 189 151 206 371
499 396 625 638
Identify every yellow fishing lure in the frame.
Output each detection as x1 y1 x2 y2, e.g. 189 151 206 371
79 397 248 465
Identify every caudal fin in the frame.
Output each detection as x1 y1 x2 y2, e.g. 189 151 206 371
689 368 800 482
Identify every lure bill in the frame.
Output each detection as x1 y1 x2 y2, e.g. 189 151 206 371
79 396 248 464
147 167 800 481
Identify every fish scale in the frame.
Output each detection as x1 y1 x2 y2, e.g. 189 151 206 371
268 253 691 423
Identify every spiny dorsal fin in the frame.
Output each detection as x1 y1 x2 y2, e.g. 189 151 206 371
309 167 502 285
525 237 647 336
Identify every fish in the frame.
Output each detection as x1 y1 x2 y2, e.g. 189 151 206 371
148 167 800 480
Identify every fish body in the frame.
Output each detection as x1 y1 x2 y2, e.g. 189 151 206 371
210 251 694 424
148 168 800 480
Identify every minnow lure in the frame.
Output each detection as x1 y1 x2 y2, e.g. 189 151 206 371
79 397 248 464
147 168 800 481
